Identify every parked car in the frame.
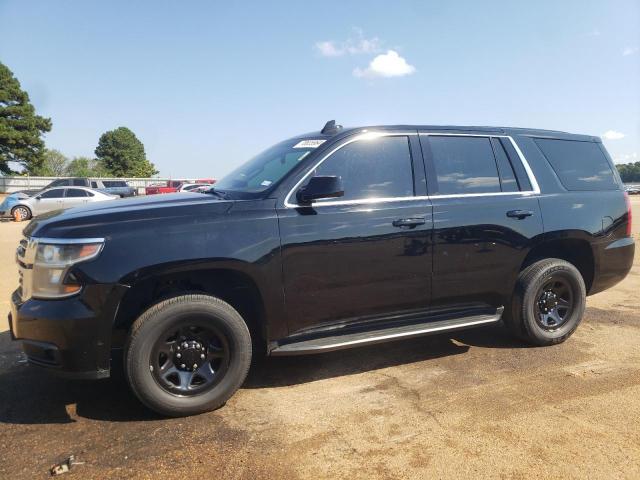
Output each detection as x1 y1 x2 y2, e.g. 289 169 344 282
4 186 117 220
9 121 634 417
15 177 90 197
193 185 215 193
196 178 216 184
17 178 136 198
178 183 214 192
90 179 137 198
145 180 185 195
625 184 640 195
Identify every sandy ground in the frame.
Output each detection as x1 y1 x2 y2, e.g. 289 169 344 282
0 197 638 479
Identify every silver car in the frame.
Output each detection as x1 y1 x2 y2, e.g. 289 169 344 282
9 186 117 220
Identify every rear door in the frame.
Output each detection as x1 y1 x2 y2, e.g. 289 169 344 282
278 132 433 334
419 132 543 311
63 188 92 208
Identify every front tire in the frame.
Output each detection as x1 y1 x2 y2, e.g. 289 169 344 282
125 294 252 417
505 258 586 346
11 205 32 221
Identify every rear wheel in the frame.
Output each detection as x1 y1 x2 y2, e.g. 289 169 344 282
505 258 586 346
125 294 252 416
11 205 32 221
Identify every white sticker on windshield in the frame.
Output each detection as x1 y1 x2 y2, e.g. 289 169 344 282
260 180 272 186
293 139 326 149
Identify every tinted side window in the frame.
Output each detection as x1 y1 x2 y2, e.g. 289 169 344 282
72 179 86 186
534 138 619 191
40 189 64 199
310 136 414 201
499 138 532 191
491 138 519 192
48 179 67 187
103 180 127 187
66 188 88 197
428 136 500 194
91 181 98 188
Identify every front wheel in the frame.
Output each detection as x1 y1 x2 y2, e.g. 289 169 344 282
11 205 32 221
125 294 252 417
505 258 586 346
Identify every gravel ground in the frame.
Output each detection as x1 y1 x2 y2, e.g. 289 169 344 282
0 197 638 479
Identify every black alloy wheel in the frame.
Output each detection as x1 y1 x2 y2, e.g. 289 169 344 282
534 277 574 330
150 321 231 395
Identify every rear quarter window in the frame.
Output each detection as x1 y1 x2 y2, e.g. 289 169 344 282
534 138 619 191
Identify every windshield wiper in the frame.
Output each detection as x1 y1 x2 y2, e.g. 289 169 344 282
205 188 230 199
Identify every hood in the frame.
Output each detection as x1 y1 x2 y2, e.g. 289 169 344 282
24 192 234 239
0 192 29 213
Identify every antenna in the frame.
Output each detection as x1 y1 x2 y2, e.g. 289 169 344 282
321 120 343 135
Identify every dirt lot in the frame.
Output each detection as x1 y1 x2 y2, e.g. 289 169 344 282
0 197 639 479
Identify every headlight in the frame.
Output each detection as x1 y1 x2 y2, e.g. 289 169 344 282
32 240 104 298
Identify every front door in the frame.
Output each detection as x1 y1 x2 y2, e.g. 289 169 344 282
419 132 543 310
33 188 65 215
277 132 433 335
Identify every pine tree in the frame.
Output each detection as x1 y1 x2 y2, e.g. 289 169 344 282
0 62 52 174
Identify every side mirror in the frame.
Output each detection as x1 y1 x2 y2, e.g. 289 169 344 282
296 176 344 204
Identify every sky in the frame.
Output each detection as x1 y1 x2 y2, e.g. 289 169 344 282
1 0 639 178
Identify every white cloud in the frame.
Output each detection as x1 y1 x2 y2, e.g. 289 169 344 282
315 29 381 57
602 130 625 140
622 46 639 56
353 50 416 79
586 28 601 37
315 41 343 57
613 152 638 164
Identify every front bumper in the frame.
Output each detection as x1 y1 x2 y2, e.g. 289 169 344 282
9 284 127 379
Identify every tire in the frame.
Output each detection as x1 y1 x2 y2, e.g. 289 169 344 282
11 205 32 221
125 294 252 417
505 258 586 346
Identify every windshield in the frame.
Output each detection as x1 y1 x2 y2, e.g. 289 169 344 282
214 138 323 195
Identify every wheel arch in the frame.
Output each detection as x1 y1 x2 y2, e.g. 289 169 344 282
11 203 32 219
521 231 595 294
112 263 269 352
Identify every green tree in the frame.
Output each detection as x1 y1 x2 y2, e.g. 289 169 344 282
0 61 52 174
94 127 157 177
65 156 93 177
65 156 109 177
617 162 640 183
31 149 68 176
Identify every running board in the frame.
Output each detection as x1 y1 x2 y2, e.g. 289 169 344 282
270 307 503 356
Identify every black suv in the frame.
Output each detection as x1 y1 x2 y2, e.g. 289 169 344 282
9 121 634 416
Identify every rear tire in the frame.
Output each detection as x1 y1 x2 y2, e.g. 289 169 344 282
505 258 586 346
125 294 252 417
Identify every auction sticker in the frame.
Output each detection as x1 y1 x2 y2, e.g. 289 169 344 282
293 139 326 149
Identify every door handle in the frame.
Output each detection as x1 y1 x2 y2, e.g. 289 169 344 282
506 209 534 219
392 217 426 228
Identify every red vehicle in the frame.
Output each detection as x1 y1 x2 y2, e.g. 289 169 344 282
144 180 186 195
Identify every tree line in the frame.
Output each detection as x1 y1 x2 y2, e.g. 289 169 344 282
0 61 157 178
617 162 640 183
